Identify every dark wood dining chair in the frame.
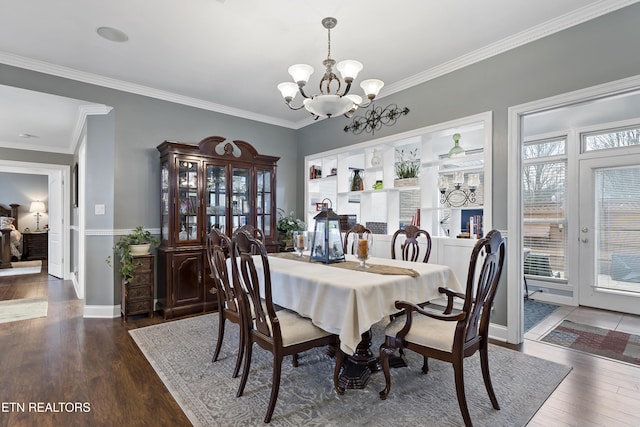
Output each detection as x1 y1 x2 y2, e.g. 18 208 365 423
391 225 432 263
235 224 264 242
231 231 340 423
206 228 244 378
343 224 372 255
379 229 506 427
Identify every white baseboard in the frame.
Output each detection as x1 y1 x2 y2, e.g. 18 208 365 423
488 322 508 342
70 272 81 299
84 304 121 318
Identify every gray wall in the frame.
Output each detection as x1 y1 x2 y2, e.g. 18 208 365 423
295 4 640 325
0 65 298 306
1 3 639 315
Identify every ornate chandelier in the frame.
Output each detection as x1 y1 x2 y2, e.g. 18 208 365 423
277 17 384 119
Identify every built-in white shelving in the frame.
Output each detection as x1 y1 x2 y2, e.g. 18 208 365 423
305 111 493 239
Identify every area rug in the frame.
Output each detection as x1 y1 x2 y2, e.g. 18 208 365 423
130 314 571 427
0 297 48 324
524 299 560 332
0 260 42 277
541 320 640 365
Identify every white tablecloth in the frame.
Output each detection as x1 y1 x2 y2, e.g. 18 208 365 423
245 254 462 355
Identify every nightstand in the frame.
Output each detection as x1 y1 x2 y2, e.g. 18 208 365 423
121 254 154 321
22 232 48 260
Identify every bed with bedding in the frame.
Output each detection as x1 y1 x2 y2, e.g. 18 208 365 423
0 203 21 269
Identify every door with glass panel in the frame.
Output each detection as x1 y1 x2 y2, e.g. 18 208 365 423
176 159 200 242
578 129 640 314
205 163 227 234
255 167 273 239
231 166 251 234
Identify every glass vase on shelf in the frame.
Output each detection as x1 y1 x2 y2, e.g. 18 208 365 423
350 169 364 192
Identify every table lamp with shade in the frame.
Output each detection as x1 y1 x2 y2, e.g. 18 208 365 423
29 201 46 232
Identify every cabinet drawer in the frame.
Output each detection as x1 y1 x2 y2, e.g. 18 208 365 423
128 285 151 300
130 271 152 286
126 299 152 314
134 257 153 271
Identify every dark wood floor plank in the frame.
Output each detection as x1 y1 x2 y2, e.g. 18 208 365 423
2 267 640 426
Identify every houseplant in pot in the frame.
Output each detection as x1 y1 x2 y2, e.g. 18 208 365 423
394 148 420 187
277 209 306 252
107 225 160 283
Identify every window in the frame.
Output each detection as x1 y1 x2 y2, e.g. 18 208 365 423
522 138 567 280
583 126 640 152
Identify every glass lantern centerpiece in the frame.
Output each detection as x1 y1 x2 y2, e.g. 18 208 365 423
309 199 345 264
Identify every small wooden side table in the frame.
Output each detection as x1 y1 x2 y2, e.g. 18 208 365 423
121 254 154 321
22 232 48 260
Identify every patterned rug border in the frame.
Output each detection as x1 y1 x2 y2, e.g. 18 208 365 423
130 314 572 427
541 320 640 366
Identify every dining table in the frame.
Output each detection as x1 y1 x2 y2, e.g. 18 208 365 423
247 252 463 389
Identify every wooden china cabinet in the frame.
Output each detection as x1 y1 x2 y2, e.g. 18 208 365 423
156 136 279 319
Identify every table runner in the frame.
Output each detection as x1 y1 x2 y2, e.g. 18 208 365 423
270 252 420 277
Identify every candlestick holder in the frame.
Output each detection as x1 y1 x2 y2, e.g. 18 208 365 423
356 234 373 268
293 230 308 258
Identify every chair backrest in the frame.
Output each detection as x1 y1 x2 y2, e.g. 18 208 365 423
391 225 432 263
235 224 264 242
459 230 505 346
343 224 372 255
231 230 281 341
206 228 238 311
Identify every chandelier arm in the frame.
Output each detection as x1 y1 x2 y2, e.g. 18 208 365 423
298 86 311 99
342 82 352 97
284 100 307 111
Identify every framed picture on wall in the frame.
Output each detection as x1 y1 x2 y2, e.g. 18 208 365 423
72 163 79 208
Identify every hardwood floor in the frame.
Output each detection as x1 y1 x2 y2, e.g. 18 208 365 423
1 268 639 426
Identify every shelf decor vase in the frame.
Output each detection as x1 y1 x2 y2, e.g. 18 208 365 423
371 149 382 167
350 169 364 192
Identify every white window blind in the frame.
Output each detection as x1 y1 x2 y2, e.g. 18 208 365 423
522 138 567 280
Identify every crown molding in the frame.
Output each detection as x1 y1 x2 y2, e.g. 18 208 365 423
0 52 300 129
378 0 640 98
0 0 636 130
69 104 113 154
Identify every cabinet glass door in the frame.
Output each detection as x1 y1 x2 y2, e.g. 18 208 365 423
256 168 272 236
206 164 227 234
231 167 251 233
177 160 199 241
161 161 169 241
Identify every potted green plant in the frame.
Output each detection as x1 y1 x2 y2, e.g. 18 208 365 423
277 209 306 252
106 226 160 283
394 148 420 187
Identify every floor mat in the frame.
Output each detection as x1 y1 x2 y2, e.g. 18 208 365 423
541 320 640 365
524 299 559 332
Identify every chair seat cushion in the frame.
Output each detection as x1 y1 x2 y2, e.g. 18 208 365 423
276 309 333 347
385 312 457 353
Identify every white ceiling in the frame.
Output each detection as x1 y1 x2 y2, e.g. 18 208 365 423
0 0 637 153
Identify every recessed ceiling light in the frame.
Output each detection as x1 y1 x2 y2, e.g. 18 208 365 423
96 26 129 43
18 133 37 138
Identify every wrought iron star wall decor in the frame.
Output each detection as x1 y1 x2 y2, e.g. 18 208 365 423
343 104 409 135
